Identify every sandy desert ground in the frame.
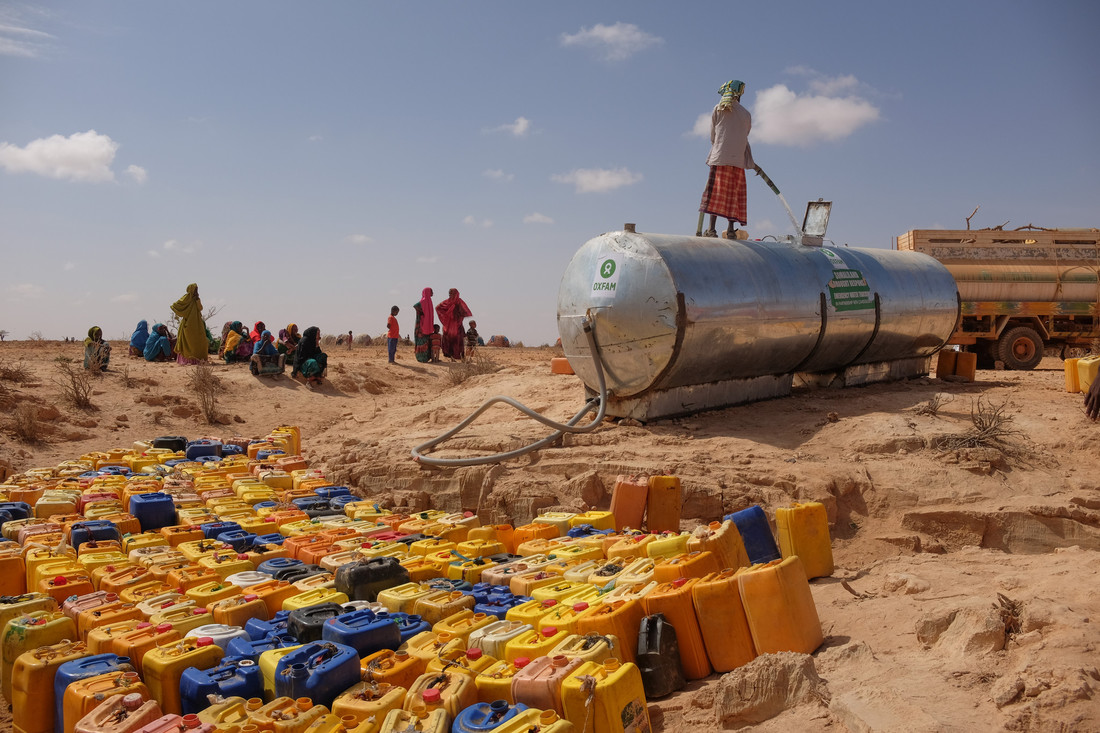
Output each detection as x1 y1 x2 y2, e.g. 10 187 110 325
1 338 1098 732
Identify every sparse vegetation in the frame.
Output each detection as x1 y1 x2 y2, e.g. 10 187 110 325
915 393 953 417
12 403 44 443
448 351 501 386
0 357 33 384
939 396 1020 452
53 356 95 409
996 593 1022 639
120 364 136 389
188 362 224 423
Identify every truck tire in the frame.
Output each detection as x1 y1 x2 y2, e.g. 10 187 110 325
998 326 1043 370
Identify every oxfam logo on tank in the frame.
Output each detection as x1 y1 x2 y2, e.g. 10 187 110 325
592 257 619 297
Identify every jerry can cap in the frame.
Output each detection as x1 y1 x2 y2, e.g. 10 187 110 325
542 626 557 637
673 577 688 588
156 623 173 632
53 575 67 585
422 688 441 703
466 647 482 660
192 608 207 615
237 554 249 560
136 621 152 629
244 594 258 601
541 599 558 608
573 602 589 611
514 657 530 668
122 692 144 710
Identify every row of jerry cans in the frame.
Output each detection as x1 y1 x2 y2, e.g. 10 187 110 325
725 503 834 580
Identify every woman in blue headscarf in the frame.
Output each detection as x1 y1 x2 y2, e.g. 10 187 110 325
250 330 285 376
143 323 174 362
129 320 150 357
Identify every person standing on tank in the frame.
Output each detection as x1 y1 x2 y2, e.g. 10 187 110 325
698 79 754 239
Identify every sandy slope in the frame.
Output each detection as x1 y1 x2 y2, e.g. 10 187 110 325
1 340 1098 731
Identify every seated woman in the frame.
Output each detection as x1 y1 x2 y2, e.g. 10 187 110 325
143 323 174 362
250 330 286 376
83 327 111 371
277 323 301 358
129 320 149 357
220 321 252 363
292 326 328 387
250 321 266 343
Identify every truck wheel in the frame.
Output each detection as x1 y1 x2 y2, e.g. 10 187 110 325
997 326 1043 370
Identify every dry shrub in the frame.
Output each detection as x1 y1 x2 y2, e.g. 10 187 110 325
0 358 32 384
11 403 44 443
448 351 500 386
938 396 1020 452
187 362 224 423
914 393 953 417
119 364 136 388
53 357 94 409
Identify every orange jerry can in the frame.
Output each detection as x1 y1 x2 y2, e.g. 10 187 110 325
0 544 28 595
510 654 585 716
737 556 824 655
210 593 269 628
466 524 515 554
574 600 645 664
248 579 302 616
361 649 422 690
774 501 834 579
63 670 150 733
97 565 154 595
645 476 681 533
2 610 78 701
10 639 88 733
333 681 406 725
692 569 756 672
609 475 648 531
40 573 95 604
250 697 330 732
77 600 144 640
686 520 750 571
432 610 497 646
86 619 146 655
111 622 182 669
652 551 721 584
643 578 711 680
512 523 559 548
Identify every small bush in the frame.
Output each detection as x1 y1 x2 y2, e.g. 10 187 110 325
53 357 94 409
914 393 953 417
0 358 32 384
12 403 44 443
448 351 500 386
188 362 224 423
939 396 1020 451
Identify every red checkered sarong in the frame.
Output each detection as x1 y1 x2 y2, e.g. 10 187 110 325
699 165 747 224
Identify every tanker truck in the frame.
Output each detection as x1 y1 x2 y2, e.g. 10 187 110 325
895 228 1100 370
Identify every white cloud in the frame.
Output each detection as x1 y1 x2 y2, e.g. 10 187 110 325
560 22 663 61
111 293 137 303
688 112 710 138
487 117 531 137
151 239 199 257
523 212 554 225
0 130 119 182
345 234 373 245
308 134 324 142
551 167 642 194
0 21 54 58
753 218 776 235
126 164 147 184
416 255 438 264
463 215 493 228
751 75 880 146
483 169 514 182
63 261 75 271
8 283 43 299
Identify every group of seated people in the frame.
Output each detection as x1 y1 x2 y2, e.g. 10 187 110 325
219 321 327 386
127 320 175 363
122 319 328 386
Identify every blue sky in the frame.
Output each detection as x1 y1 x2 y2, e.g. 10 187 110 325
2 1 1097 345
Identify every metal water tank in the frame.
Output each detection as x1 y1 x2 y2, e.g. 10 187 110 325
557 228 959 419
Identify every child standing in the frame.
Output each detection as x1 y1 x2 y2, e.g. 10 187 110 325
465 320 479 355
430 324 443 362
387 306 400 363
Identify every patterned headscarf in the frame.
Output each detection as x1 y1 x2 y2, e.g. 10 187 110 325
718 80 746 110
